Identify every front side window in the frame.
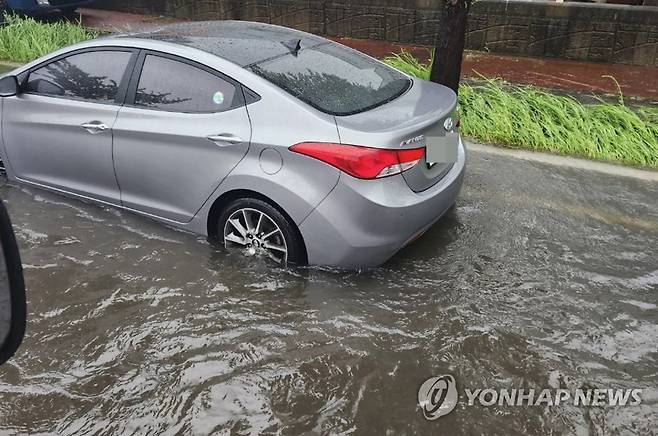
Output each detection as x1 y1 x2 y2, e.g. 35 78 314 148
26 50 132 103
134 55 238 113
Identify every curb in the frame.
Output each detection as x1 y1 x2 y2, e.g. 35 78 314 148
0 61 23 69
466 141 658 182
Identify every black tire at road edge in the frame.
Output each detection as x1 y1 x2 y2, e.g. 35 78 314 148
216 197 307 265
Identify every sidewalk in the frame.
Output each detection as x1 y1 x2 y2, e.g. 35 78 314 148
79 8 179 30
79 8 658 101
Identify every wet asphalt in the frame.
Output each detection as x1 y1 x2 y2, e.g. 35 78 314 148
0 147 657 435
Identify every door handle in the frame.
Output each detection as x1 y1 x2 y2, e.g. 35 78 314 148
81 121 109 135
206 134 244 146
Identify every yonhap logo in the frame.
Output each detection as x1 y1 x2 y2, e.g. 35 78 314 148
417 374 643 421
418 375 458 420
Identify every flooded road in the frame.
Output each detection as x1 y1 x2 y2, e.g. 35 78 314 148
0 149 657 435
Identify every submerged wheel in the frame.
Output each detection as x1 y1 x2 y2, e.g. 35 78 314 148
217 198 305 265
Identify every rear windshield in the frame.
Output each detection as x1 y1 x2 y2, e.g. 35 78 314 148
248 42 411 116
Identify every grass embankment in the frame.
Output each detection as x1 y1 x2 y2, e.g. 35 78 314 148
0 14 98 63
384 52 658 168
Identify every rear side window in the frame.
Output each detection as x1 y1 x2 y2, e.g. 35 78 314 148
134 55 238 113
249 42 411 116
26 50 132 103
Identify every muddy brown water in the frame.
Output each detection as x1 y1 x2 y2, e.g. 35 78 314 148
0 150 657 435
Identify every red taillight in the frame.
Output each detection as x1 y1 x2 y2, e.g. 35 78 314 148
289 142 424 180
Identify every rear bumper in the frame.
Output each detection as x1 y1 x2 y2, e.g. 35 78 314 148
299 138 466 268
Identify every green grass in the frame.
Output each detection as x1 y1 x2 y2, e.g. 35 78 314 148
384 51 658 168
0 14 98 63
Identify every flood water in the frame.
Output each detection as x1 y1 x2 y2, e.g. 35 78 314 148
0 149 657 435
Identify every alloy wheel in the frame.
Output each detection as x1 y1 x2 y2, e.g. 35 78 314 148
223 208 288 263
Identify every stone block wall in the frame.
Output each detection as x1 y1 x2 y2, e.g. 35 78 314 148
94 0 658 66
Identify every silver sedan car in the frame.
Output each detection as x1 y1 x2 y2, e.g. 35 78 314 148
0 21 465 268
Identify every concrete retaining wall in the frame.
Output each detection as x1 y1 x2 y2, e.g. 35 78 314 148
95 0 658 66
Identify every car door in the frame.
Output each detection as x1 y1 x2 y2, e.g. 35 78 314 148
1 48 136 205
112 52 252 223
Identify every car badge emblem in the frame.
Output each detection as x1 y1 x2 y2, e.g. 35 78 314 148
400 135 424 148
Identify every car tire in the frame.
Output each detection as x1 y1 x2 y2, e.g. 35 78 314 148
217 197 306 265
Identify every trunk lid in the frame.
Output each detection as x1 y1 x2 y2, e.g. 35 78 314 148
334 78 458 192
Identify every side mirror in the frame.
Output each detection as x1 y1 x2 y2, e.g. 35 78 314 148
30 78 64 96
0 199 26 365
0 75 19 97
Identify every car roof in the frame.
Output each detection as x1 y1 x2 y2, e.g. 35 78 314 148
114 20 328 67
